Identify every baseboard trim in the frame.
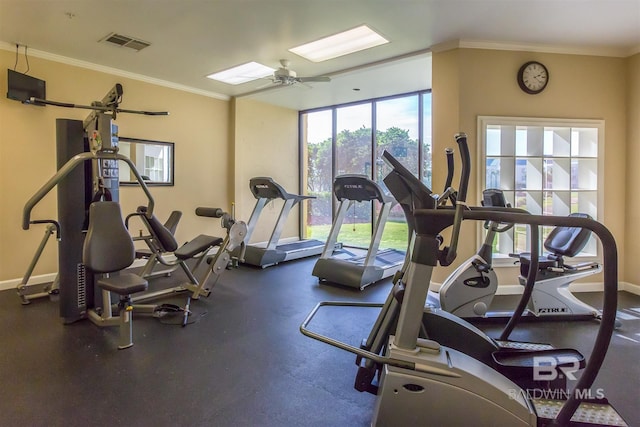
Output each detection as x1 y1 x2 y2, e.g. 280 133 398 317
0 272 59 292
5 267 639 297
620 281 640 296
0 259 149 292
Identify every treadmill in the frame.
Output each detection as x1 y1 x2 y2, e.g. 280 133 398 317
242 177 324 268
312 174 405 290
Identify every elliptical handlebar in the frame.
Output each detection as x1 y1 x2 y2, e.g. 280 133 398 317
436 148 458 206
455 133 471 203
439 133 471 266
444 148 454 191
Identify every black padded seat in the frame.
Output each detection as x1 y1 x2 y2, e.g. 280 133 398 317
544 213 592 257
518 255 559 277
514 213 594 277
97 273 148 295
83 201 150 349
174 235 223 260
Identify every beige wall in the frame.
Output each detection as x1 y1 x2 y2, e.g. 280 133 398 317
0 50 230 282
625 53 640 285
232 97 300 244
431 48 628 285
1 45 636 290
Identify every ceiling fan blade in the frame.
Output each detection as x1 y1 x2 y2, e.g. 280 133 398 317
297 76 331 83
254 79 278 90
294 80 313 89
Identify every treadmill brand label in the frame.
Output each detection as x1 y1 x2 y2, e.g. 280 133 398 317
538 307 568 313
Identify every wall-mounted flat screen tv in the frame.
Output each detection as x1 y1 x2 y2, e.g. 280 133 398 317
7 69 46 105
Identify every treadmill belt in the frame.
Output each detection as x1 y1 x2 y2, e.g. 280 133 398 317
375 250 405 264
276 239 322 252
348 249 406 266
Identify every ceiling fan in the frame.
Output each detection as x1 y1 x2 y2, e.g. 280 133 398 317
264 59 331 88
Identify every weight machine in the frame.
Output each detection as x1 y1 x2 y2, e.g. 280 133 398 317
22 84 167 324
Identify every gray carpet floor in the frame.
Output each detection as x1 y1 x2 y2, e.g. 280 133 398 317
1 256 638 426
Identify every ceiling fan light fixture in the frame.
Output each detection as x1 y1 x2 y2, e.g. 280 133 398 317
289 25 388 62
206 62 275 85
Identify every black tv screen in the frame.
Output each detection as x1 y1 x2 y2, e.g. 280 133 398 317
7 69 46 105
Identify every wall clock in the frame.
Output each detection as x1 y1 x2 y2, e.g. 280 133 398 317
517 61 549 94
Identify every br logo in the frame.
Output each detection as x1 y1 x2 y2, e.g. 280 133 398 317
533 356 581 381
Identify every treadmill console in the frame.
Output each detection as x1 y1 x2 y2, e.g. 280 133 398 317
249 177 288 200
333 174 391 203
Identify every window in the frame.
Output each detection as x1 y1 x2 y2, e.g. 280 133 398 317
479 116 603 260
301 91 432 251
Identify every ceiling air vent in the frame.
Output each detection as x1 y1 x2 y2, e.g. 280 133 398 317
101 32 151 51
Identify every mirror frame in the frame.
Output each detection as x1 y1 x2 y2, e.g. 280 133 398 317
118 137 175 186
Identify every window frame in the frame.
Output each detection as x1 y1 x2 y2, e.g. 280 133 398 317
477 115 605 266
299 90 432 245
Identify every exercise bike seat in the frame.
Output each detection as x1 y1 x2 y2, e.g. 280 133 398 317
544 213 592 256
513 213 593 276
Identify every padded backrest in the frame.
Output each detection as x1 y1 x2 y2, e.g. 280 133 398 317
164 210 182 235
544 212 592 257
83 202 135 274
137 206 179 252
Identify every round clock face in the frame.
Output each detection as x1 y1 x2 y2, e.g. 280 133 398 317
518 61 549 94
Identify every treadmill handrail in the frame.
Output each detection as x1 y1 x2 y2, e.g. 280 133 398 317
23 151 154 230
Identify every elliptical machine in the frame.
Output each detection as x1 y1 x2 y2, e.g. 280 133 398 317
301 134 627 426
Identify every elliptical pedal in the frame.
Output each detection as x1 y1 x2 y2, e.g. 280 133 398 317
495 339 555 351
492 348 585 394
533 398 628 426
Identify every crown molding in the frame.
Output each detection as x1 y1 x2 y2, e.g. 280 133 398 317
0 41 229 101
432 39 637 58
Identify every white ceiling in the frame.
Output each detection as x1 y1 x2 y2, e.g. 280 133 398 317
1 0 639 111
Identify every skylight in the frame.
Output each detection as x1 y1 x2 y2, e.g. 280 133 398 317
206 62 275 85
289 25 389 62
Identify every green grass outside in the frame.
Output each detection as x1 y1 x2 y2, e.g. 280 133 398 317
307 221 409 251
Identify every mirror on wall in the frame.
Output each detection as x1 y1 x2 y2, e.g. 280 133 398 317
118 137 174 186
